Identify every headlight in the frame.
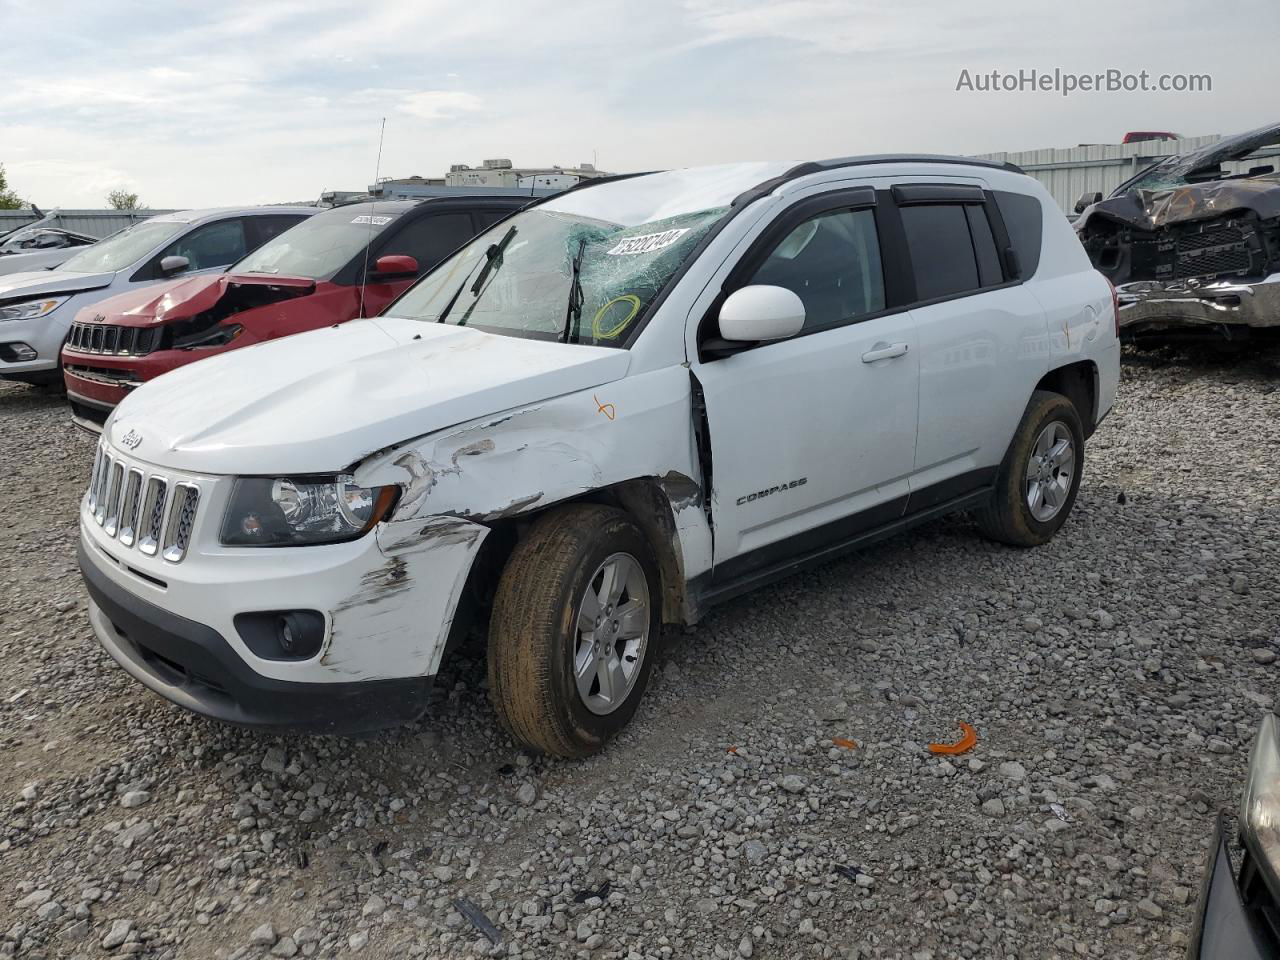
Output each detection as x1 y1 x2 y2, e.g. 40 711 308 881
220 476 398 546
0 297 67 321
1240 713 1280 894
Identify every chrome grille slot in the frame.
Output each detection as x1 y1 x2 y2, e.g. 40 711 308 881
93 454 114 525
84 445 203 565
103 462 125 536
118 469 144 547
138 478 169 556
68 322 158 357
162 484 200 563
87 445 104 512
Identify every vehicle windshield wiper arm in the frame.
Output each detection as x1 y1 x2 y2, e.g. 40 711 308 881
560 237 587 344
437 225 516 326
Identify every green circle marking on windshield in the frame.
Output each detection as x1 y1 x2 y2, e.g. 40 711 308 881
592 295 641 340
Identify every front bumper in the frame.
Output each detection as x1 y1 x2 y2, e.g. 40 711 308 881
0 309 73 375
80 539 432 733
1118 275 1280 335
1187 815 1275 960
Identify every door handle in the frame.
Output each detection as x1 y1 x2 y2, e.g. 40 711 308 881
861 342 909 363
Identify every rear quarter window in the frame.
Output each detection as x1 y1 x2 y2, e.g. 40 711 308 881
994 191 1044 279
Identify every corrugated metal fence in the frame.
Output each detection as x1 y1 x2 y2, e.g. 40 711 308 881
976 136 1280 214
0 209 178 239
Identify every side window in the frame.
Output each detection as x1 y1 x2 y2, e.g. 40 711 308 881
474 209 513 230
746 208 885 334
994 191 1044 279
158 219 248 272
899 204 981 301
247 215 308 249
378 213 476 271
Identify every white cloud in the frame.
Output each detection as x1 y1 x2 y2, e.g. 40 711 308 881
398 91 484 122
0 0 1276 208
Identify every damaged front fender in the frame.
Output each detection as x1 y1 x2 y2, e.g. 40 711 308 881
321 515 490 678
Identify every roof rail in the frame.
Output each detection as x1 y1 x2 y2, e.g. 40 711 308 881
732 154 1026 207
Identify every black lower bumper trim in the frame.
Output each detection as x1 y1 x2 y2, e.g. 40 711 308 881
79 540 431 734
1187 814 1273 960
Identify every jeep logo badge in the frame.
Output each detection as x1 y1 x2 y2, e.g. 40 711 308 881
120 429 143 450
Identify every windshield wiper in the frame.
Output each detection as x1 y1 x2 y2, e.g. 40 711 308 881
560 237 587 344
437 226 516 326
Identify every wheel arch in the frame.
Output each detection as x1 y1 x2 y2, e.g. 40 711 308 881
451 475 696 640
1035 360 1098 437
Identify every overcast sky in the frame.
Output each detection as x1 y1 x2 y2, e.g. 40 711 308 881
2 0 1277 209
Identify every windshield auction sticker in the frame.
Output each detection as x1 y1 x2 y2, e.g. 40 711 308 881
350 215 395 225
606 228 689 256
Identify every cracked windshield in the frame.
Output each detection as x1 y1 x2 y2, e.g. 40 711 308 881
391 205 728 346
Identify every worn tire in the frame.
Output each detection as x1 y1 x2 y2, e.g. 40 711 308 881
976 390 1085 548
487 504 661 758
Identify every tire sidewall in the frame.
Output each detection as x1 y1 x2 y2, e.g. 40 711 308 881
1009 395 1085 540
545 515 662 749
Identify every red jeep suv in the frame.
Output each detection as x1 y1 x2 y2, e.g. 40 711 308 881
63 195 526 428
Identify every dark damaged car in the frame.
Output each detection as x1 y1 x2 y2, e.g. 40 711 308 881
1075 122 1280 342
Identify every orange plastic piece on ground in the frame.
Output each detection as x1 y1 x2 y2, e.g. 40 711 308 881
831 738 859 750
928 721 978 755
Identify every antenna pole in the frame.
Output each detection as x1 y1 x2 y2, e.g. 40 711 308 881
358 117 387 319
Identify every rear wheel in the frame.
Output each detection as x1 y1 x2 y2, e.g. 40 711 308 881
487 504 660 758
977 390 1085 547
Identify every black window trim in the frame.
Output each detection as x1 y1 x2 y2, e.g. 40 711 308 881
890 183 987 206
697 186 898 360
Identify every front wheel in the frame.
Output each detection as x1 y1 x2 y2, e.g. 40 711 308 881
976 390 1085 547
487 504 660 758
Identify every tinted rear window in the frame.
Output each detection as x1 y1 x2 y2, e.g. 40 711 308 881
900 204 980 300
994 191 1043 279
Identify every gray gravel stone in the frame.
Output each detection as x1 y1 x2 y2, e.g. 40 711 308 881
3 352 1279 959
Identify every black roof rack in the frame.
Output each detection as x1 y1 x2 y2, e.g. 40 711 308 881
732 154 1026 207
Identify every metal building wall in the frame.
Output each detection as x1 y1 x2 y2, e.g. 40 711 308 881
0 209 178 238
976 136 1280 213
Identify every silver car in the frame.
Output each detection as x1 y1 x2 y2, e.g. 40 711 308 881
0 206 315 385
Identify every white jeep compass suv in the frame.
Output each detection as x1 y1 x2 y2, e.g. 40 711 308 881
78 157 1120 756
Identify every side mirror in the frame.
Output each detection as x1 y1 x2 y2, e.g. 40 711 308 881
371 254 418 279
159 255 190 275
718 285 805 342
1074 191 1103 215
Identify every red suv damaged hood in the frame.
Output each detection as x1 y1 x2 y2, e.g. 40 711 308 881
84 272 318 328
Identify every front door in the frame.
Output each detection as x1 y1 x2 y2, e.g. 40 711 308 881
691 198 920 581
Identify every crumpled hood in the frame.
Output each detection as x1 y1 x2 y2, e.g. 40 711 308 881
0 268 114 302
107 316 632 475
1078 176 1280 232
90 272 317 327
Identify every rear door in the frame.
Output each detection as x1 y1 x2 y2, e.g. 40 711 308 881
690 187 920 577
891 182 1049 494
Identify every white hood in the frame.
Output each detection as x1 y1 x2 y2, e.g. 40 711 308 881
0 268 114 298
108 316 632 475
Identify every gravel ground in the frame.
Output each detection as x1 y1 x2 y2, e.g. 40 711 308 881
2 347 1279 960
